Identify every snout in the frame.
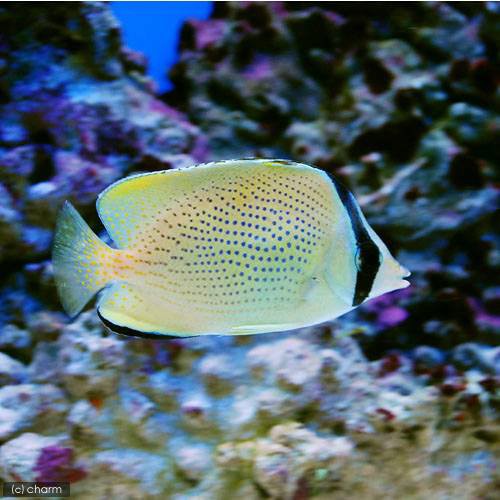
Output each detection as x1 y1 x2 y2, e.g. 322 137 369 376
400 265 411 278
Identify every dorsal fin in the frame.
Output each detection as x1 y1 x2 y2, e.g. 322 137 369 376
97 169 176 248
95 159 329 248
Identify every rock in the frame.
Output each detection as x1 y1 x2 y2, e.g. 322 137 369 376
138 412 173 445
446 103 499 151
255 388 296 421
247 338 322 390
93 449 171 496
116 386 171 444
24 310 65 340
215 441 256 472
252 422 354 498
319 348 344 385
0 146 35 195
57 319 125 397
180 393 213 430
172 444 212 482
198 354 237 395
0 183 22 261
452 343 497 374
225 388 260 435
146 370 184 409
0 352 28 386
0 384 68 441
0 432 83 482
269 422 354 462
29 341 61 384
252 441 291 498
0 324 31 350
120 387 156 424
67 400 104 442
413 345 445 368
0 405 26 443
275 339 323 391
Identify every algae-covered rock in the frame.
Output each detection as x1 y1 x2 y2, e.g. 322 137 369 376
0 352 27 386
0 432 84 483
57 315 125 397
0 384 68 441
91 449 171 497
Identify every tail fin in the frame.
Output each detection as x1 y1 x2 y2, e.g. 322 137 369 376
52 201 111 317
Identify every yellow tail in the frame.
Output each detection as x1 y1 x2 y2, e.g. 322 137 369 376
52 201 112 317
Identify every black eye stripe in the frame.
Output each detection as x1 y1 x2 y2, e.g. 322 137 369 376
354 240 381 304
325 173 381 306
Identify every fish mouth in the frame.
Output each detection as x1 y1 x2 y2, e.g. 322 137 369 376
399 265 411 288
400 279 411 289
400 266 411 278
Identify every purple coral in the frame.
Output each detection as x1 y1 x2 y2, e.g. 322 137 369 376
365 288 412 328
377 306 410 328
34 446 86 483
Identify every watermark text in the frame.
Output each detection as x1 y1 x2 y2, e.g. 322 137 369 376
2 482 70 497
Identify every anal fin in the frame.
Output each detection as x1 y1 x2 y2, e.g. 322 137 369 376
97 282 190 339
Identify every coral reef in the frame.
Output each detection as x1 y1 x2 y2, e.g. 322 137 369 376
0 314 498 498
0 2 498 499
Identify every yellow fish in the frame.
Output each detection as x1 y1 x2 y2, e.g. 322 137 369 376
52 159 410 338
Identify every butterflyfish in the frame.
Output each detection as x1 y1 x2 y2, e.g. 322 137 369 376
52 159 410 338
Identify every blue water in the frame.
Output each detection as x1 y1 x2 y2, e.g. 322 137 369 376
111 1 212 91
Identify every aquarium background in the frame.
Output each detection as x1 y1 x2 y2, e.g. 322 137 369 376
111 1 211 91
0 2 498 499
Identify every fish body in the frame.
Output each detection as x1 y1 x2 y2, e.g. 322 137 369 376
52 159 410 338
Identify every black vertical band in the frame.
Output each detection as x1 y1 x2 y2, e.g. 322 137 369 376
328 175 381 306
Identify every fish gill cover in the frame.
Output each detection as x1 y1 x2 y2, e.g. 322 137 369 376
0 2 498 499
